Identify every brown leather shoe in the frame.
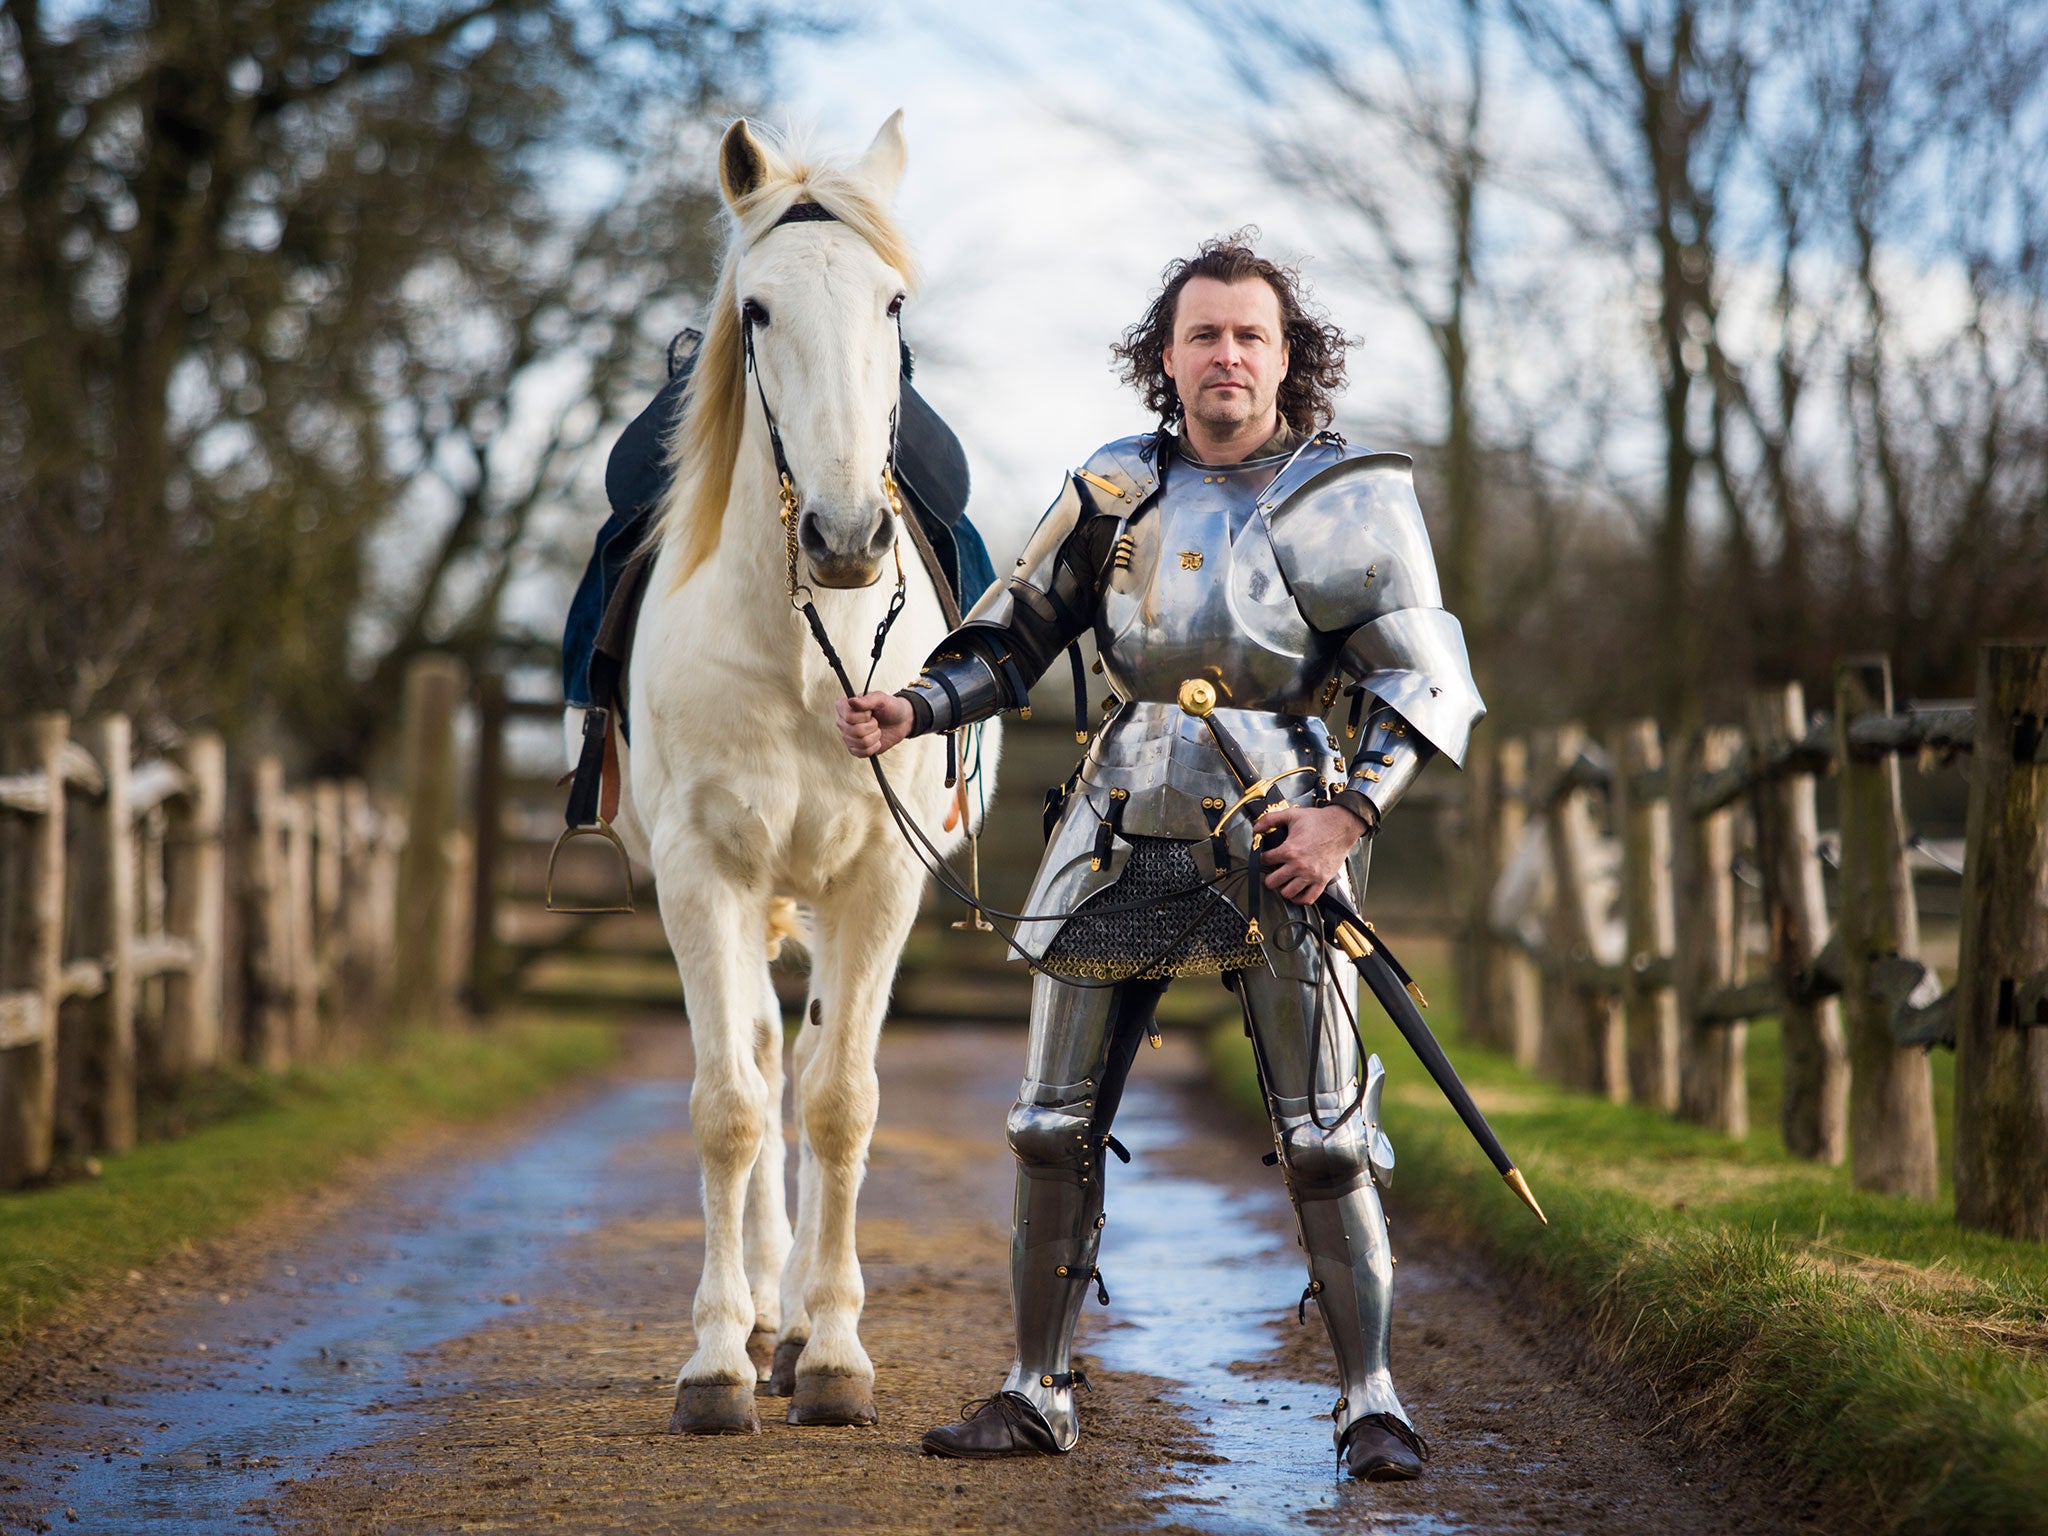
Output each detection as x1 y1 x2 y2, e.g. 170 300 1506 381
919 1393 1062 1459
1341 1414 1427 1481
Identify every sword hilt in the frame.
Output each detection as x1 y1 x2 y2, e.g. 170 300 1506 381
1177 678 1291 845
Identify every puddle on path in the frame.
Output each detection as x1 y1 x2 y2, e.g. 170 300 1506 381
13 1077 687 1535
1093 1084 1466 1536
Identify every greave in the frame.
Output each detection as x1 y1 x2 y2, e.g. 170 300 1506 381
1002 1157 1103 1449
1289 1170 1408 1446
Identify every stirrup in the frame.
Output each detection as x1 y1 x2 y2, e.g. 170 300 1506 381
544 819 636 914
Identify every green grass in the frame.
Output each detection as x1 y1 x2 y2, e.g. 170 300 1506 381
0 1014 618 1353
1205 941 2048 1536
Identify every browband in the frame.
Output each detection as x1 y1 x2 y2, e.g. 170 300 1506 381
774 200 839 228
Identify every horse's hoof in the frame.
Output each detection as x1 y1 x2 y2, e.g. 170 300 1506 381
747 1329 777 1382
668 1381 760 1434
766 1340 804 1398
787 1372 877 1427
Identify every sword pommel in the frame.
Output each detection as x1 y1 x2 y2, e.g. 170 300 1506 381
1178 678 1218 718
1503 1166 1548 1226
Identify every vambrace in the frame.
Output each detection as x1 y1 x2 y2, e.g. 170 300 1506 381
898 636 1017 734
1335 703 1436 826
1336 607 1486 767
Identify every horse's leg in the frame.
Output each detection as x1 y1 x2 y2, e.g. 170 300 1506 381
768 1010 822 1396
785 864 920 1427
661 872 773 1435
742 956 792 1381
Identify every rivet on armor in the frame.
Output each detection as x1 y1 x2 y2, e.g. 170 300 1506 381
1096 1215 1106 1228
1381 753 1395 765
1042 1374 1054 1387
1056 1265 1070 1277
1333 1397 1348 1417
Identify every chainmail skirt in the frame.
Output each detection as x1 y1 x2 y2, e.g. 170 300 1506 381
1037 836 1261 982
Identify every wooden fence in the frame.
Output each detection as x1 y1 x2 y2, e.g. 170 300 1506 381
0 655 474 1188
1461 642 2048 1240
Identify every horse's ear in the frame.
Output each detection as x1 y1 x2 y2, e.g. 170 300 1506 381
719 118 776 208
857 110 907 201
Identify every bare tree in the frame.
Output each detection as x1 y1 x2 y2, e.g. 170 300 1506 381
0 0 781 764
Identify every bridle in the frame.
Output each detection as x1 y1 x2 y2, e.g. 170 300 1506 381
740 198 907 628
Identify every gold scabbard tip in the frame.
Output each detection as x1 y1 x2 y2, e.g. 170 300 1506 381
1405 980 1430 1009
1503 1167 1548 1226
1177 678 1217 717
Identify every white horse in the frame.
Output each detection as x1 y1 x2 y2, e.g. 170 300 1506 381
580 113 997 1432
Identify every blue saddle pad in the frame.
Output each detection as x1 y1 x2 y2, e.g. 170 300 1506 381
562 331 996 707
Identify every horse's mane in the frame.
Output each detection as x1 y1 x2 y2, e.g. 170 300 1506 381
652 125 921 586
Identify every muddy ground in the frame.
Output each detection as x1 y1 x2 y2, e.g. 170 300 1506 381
0 1021 1823 1535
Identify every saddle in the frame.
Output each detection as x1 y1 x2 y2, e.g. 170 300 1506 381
551 328 996 911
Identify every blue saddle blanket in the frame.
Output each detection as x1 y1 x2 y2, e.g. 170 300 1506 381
562 330 996 707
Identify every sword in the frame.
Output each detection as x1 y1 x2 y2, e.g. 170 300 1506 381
1176 679 1548 1226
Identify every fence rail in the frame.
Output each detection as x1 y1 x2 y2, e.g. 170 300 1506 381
1463 643 2048 1238
0 657 474 1188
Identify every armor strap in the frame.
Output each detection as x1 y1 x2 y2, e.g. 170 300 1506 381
1066 643 1089 743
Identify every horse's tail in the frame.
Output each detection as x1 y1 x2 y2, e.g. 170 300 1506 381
764 896 808 963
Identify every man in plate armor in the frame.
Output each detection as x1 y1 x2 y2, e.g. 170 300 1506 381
836 233 1483 1482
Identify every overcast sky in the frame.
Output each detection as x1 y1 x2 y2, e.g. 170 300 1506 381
773 0 1436 558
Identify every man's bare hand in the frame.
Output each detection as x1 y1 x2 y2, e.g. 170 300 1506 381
837 692 914 758
1253 803 1371 906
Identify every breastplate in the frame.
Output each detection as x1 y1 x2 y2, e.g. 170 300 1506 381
1097 451 1332 715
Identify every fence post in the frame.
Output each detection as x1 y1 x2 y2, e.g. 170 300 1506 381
1612 717 1680 1110
1747 683 1848 1164
161 731 225 1076
336 780 381 1027
245 755 291 1071
1495 738 1542 1069
469 674 507 1015
1676 726 1747 1137
1835 656 1938 1199
284 790 318 1059
1953 641 2048 1238
392 654 467 1026
1537 724 1624 1099
1 714 69 1184
80 716 136 1153
312 781 344 1017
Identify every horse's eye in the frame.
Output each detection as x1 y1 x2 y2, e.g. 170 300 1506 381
742 297 770 326
887 294 905 317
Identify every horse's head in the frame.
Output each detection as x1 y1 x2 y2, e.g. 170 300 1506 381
718 113 913 591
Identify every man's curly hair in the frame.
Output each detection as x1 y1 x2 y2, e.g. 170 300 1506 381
1111 230 1349 438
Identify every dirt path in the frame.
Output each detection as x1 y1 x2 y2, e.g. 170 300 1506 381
0 1022 1817 1536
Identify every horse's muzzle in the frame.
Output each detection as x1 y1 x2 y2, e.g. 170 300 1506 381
799 508 895 589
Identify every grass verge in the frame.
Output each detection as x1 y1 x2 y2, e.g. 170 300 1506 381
1204 941 2048 1536
0 1013 619 1353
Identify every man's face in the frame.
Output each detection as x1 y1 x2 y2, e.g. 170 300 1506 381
1163 275 1289 438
